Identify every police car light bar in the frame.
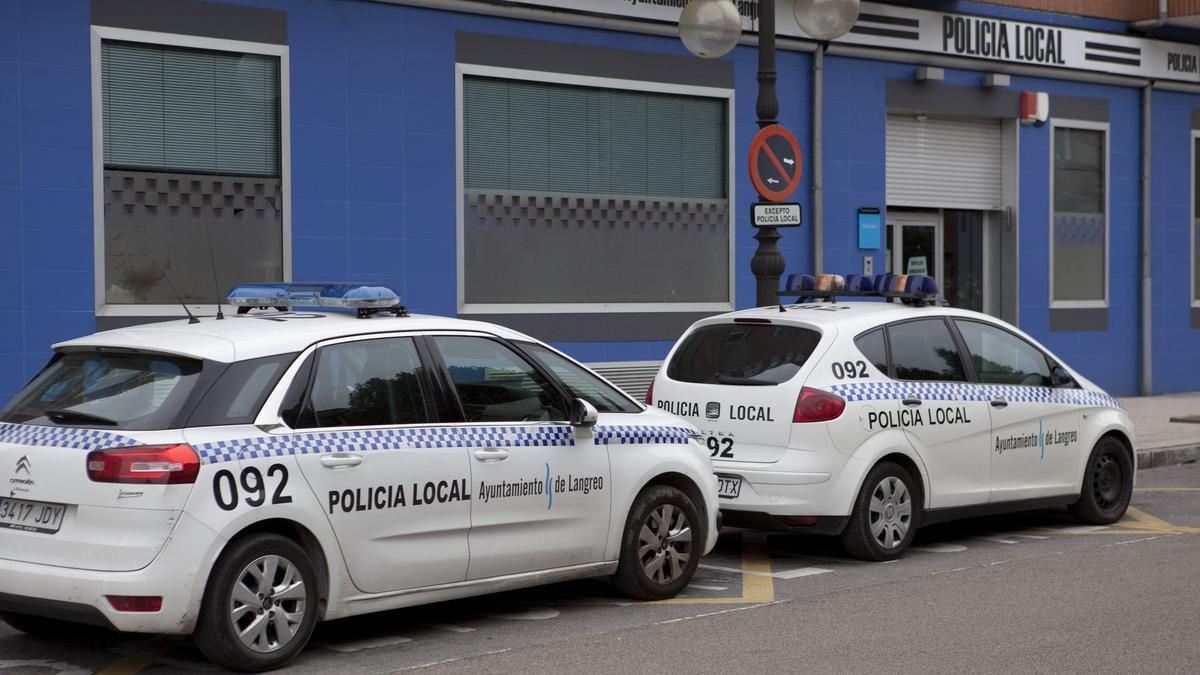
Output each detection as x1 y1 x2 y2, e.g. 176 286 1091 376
778 274 942 307
227 283 408 318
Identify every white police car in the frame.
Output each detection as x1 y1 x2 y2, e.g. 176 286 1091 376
649 273 1133 561
0 283 717 671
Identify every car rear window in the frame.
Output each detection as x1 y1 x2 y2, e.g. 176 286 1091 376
187 353 297 427
0 351 206 430
667 322 822 386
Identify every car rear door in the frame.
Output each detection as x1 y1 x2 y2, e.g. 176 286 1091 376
884 317 991 508
652 319 827 464
289 335 473 594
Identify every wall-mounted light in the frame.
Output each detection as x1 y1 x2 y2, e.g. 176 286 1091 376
984 73 1011 88
915 66 944 81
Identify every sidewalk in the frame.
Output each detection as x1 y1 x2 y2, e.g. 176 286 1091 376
1117 392 1200 469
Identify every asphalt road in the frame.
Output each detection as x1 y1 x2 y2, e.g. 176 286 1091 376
3 462 1198 674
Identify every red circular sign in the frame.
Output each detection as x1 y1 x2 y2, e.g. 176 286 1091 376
748 125 803 202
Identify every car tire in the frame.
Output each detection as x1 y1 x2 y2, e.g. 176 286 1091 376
612 485 702 601
841 461 919 561
0 611 80 637
194 534 319 672
1069 436 1133 525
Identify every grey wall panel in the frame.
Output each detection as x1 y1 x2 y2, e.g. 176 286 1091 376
1049 308 1108 332
1192 109 1200 130
1192 307 1200 329
92 0 286 45
460 312 710 342
1049 94 1109 122
456 33 732 88
886 80 1019 119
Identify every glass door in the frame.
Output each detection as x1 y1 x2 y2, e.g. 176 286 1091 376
886 210 942 291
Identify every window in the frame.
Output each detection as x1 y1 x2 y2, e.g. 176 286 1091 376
519 343 641 414
667 323 822 386
96 34 285 308
887 319 967 383
1051 121 1108 306
187 353 296 427
1193 131 1200 306
459 70 730 311
1 352 204 430
431 336 567 423
302 339 434 429
954 320 1051 387
854 328 889 375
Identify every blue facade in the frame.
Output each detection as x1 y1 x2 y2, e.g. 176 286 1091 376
0 0 1198 402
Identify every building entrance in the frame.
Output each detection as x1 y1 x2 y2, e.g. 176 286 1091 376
886 209 990 314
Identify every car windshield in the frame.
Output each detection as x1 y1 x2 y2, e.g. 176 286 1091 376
0 351 205 430
667 322 822 386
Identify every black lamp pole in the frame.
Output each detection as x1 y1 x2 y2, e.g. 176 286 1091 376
749 0 784 307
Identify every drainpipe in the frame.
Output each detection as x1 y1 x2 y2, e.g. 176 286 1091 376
1141 83 1153 396
1131 0 1168 32
812 45 824 274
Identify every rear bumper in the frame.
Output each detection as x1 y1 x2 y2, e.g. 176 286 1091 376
720 510 849 536
0 512 221 634
713 452 867 519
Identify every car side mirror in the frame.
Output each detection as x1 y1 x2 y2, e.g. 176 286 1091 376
1051 365 1074 388
570 398 599 428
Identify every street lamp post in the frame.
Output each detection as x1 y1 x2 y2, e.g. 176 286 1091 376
749 0 783 307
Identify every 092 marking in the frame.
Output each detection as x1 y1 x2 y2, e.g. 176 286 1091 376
213 464 293 511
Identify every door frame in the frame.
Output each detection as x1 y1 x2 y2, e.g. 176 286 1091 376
886 209 944 297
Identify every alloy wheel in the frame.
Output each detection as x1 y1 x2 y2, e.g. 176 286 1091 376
638 503 693 585
868 476 912 549
229 554 307 653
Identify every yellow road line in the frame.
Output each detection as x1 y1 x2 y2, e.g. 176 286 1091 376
95 641 174 675
652 534 775 605
1121 506 1200 534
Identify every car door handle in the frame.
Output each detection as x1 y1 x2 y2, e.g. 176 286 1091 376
902 397 922 407
990 399 1009 408
319 454 363 469
472 448 510 462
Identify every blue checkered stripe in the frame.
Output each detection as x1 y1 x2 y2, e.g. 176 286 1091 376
193 425 581 465
0 423 140 451
828 382 1122 409
594 425 692 446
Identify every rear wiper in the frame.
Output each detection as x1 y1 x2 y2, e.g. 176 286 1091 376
45 409 119 426
714 374 774 386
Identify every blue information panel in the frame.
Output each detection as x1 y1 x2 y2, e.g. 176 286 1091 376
858 208 881 249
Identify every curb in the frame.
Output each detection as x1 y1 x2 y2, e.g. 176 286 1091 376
1137 443 1200 470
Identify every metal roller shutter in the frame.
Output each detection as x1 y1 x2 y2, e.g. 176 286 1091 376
886 114 1002 210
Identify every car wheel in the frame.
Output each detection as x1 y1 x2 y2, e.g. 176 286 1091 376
1069 436 1133 525
0 611 80 637
612 485 702 600
194 534 319 672
841 461 919 561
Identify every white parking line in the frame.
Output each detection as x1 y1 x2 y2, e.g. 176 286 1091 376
973 536 1018 545
426 623 475 633
911 543 968 553
687 584 729 591
318 636 413 653
699 563 833 580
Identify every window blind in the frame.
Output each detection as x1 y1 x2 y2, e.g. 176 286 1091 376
464 77 725 199
102 41 280 177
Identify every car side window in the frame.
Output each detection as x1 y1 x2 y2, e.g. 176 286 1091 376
431 336 567 423
302 337 434 428
519 343 642 414
886 319 968 383
853 328 889 375
954 320 1052 387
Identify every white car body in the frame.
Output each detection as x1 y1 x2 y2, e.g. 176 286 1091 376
650 301 1133 536
0 311 718 636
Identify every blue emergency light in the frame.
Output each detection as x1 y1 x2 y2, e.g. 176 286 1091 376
227 282 407 318
779 273 942 307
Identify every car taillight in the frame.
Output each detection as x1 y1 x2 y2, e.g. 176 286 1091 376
106 595 163 612
645 379 655 406
793 387 845 423
86 444 200 485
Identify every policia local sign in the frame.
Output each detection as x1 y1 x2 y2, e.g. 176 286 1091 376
513 1 1200 84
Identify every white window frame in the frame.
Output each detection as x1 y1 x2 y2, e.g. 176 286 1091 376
1048 118 1109 309
454 63 736 315
90 25 291 318
1192 129 1200 308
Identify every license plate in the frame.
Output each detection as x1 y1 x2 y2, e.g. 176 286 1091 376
0 497 66 534
716 475 742 499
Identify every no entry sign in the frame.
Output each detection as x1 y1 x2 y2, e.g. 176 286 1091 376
748 125 803 203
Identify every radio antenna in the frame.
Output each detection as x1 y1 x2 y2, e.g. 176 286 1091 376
203 218 225 320
160 270 200 324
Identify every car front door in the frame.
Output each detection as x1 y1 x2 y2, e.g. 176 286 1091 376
427 334 611 581
885 318 992 508
951 319 1081 501
290 335 472 594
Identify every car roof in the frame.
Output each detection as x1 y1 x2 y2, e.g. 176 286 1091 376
54 312 541 362
699 301 1001 335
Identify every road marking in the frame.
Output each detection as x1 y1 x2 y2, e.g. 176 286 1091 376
1101 534 1174 547
318 636 413 653
698 563 833 580
97 641 174 675
427 623 475 633
911 543 968 553
1121 506 1200 534
687 584 729 591
653 534 775 605
393 648 513 671
973 536 1019 545
655 601 781 625
479 607 560 621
